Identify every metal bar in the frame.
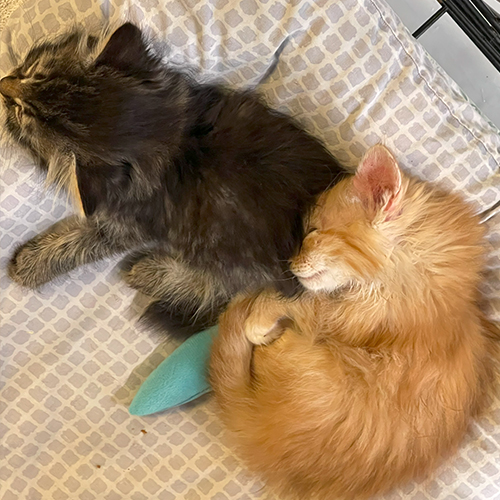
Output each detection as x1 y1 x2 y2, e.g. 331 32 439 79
479 199 500 223
454 0 500 42
469 0 500 33
412 6 449 38
444 0 500 70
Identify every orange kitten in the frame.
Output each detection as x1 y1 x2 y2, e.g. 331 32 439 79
209 145 499 500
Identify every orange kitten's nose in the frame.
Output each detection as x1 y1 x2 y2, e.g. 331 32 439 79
0 76 21 99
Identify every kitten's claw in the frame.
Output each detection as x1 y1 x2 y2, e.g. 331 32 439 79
244 316 290 345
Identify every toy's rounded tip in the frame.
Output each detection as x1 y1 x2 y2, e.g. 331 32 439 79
127 327 217 416
128 401 147 416
128 393 156 416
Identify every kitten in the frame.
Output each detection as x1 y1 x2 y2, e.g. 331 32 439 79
1 23 344 336
210 145 499 500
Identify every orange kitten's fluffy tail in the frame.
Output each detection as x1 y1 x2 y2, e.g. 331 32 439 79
209 297 254 407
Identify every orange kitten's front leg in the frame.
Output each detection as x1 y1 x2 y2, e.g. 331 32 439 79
244 291 291 345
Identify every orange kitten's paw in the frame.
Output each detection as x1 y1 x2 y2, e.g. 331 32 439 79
244 316 290 345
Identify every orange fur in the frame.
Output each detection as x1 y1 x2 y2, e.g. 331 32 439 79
209 146 499 500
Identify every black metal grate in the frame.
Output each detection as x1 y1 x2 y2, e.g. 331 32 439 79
413 0 500 72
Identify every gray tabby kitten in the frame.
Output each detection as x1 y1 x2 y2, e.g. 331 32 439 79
2 24 344 337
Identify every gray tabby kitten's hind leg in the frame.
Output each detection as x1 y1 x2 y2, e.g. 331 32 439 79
8 216 136 289
123 253 230 338
122 252 225 299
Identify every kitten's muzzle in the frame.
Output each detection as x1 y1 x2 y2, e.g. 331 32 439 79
0 76 22 100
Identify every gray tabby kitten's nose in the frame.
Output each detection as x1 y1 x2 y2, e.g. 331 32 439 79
0 76 21 99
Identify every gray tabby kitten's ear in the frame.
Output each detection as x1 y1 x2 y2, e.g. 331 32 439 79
95 23 150 72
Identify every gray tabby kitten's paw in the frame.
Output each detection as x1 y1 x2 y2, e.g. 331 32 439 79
8 239 55 289
122 253 166 297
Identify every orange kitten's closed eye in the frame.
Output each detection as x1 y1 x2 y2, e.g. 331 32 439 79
292 230 353 291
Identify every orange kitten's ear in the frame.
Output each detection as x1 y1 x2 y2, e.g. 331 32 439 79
353 145 402 218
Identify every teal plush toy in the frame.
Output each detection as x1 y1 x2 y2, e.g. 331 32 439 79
129 326 218 416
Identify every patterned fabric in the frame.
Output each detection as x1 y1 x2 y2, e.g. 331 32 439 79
1 0 499 499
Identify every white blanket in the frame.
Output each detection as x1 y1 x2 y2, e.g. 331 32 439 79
1 0 499 499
